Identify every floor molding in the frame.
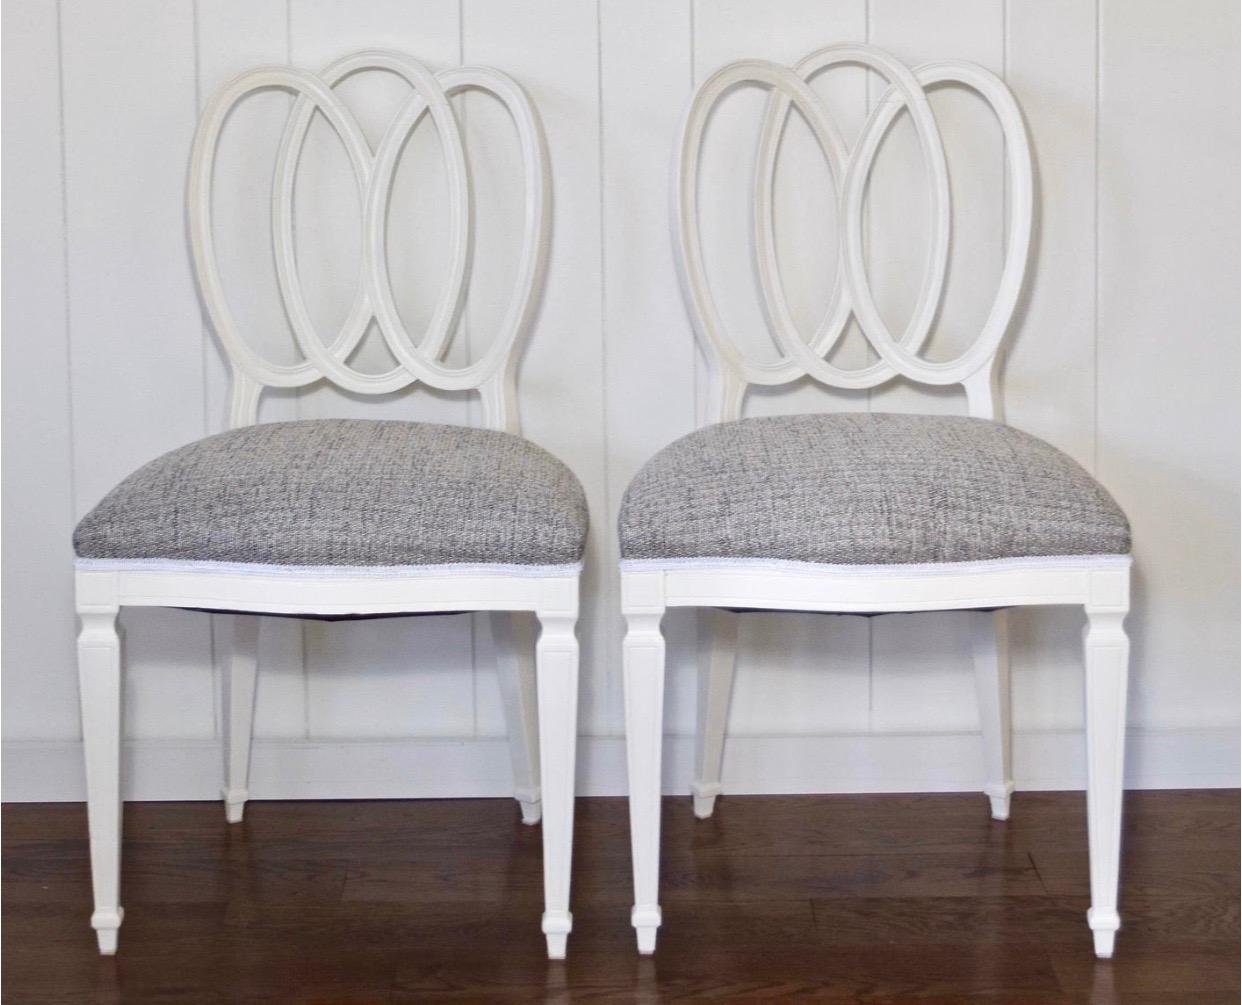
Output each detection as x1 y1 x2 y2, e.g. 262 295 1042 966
3 727 1237 802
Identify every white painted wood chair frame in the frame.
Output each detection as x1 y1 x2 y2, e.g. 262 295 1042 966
74 50 581 960
621 44 1131 958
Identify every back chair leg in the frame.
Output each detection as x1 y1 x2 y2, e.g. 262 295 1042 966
493 611 542 824
222 615 260 824
692 609 737 818
534 607 579 960
76 602 123 955
621 571 668 955
1083 606 1130 959
971 609 1014 820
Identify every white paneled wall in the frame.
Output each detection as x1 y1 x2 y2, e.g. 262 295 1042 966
3 0 1238 800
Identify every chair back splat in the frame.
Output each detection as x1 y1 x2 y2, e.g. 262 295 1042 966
671 44 1032 423
188 50 550 433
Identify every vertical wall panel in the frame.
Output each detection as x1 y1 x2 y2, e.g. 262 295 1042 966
1098 0 1241 729
196 0 307 739
599 0 695 735
289 0 477 740
61 0 216 740
1 0 79 740
1003 0 1098 732
865 0 1004 735
463 0 608 739
693 0 873 738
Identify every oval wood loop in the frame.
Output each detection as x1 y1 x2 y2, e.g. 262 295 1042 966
188 50 550 426
673 44 1032 413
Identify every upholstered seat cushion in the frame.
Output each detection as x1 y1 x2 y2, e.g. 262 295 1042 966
75 419 588 567
619 413 1129 565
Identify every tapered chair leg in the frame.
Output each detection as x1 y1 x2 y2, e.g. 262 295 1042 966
77 603 123 955
1083 606 1130 958
622 571 667 955
971 609 1014 820
493 611 542 825
222 614 259 824
535 607 579 960
692 609 737 818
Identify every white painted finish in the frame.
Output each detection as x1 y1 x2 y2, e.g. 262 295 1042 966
622 41 1127 957
1083 606 1130 959
621 600 666 956
623 557 1131 955
692 609 737 819
971 610 1014 820
71 45 578 959
674 46 1031 416
76 603 123 955
188 51 548 431
492 612 542 824
221 615 259 823
2 0 1237 830
534 606 581 960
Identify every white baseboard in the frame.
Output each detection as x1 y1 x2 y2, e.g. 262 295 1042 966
3 727 1237 802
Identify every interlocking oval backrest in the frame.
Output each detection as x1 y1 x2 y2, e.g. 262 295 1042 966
188 50 550 432
672 44 1032 422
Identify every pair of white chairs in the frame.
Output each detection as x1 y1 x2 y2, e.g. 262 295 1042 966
71 46 1132 963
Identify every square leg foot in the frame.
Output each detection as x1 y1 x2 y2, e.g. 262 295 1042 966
632 904 661 955
519 799 542 826
542 910 571 960
1092 928 1116 958
222 787 248 824
544 932 567 960
691 781 721 820
91 908 123 956
1088 908 1119 959
985 782 1015 821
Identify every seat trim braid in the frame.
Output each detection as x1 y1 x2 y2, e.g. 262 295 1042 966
619 554 1130 578
75 557 582 580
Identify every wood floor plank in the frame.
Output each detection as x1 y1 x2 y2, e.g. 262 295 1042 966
3 791 1237 1001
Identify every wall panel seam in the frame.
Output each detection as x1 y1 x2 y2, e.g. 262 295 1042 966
55 0 82 743
1092 0 1101 477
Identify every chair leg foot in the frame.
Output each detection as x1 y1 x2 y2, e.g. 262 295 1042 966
518 796 542 826
985 782 1014 821
92 908 123 956
222 787 248 824
542 911 572 961
632 904 661 955
691 781 721 819
1089 909 1119 958
544 932 567 960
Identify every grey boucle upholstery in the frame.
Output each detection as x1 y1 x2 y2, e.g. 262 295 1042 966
619 413 1129 564
75 419 588 566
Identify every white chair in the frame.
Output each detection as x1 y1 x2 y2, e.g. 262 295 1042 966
619 44 1131 959
72 50 584 960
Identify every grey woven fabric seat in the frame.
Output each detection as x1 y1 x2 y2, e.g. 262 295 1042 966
75 419 589 567
619 412 1129 565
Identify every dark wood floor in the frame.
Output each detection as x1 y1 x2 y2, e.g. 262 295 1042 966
3 790 1238 1003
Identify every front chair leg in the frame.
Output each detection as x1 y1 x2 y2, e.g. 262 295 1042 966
492 611 542 825
971 609 1014 820
1083 606 1130 958
535 605 579 960
222 614 260 823
621 571 667 955
77 601 123 955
